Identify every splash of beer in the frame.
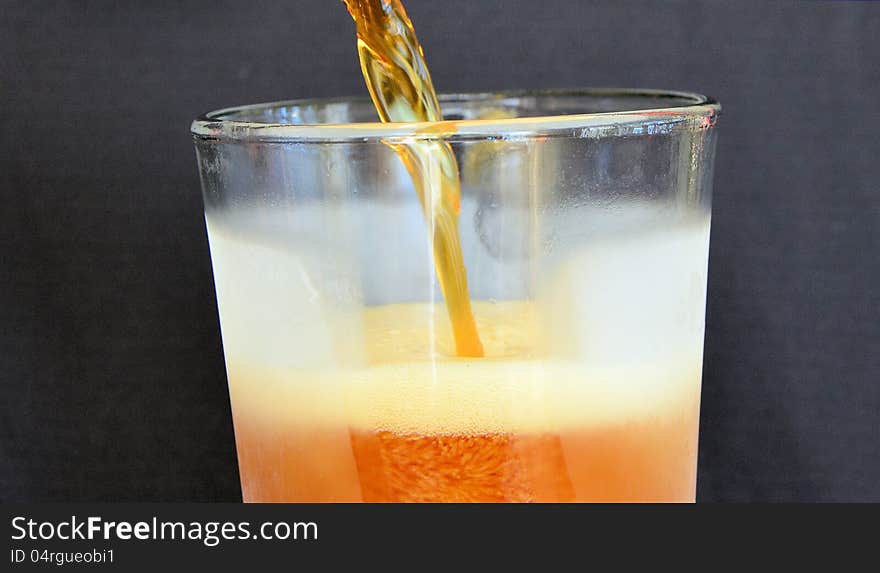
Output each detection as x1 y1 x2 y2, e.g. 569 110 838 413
343 0 483 357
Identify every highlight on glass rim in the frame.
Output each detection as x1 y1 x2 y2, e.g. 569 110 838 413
190 0 720 503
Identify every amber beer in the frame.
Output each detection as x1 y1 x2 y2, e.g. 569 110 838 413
194 0 716 503
216 296 706 502
234 415 699 502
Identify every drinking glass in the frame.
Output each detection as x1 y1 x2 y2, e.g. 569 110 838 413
192 90 720 502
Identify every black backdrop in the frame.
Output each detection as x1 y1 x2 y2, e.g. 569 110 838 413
2 0 878 502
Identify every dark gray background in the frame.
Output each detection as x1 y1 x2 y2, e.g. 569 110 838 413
2 0 878 502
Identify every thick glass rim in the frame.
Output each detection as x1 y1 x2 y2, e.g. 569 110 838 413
191 88 720 142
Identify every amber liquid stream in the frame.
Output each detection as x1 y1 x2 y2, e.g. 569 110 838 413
343 0 483 357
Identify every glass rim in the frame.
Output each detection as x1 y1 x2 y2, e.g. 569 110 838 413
191 88 720 142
